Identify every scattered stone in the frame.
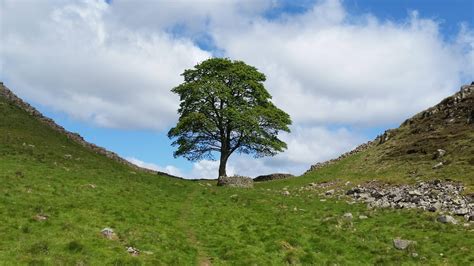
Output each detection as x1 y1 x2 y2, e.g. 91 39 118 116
359 215 368 219
325 189 335 195
217 175 253 188
454 208 469 216
437 215 458 224
34 214 48 221
436 149 446 158
346 180 472 218
282 190 290 196
343 213 353 220
432 162 443 169
86 184 96 189
101 228 117 240
412 252 419 258
393 239 413 250
127 246 140 256
320 199 327 202
230 194 238 198
64 154 73 159
466 214 474 221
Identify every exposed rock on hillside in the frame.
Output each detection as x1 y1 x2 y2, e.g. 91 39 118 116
254 173 294 182
0 82 181 179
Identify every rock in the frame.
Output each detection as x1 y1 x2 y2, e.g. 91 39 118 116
325 189 335 195
230 194 238 198
343 213 353 220
432 149 446 159
217 175 253 188
432 162 443 169
346 188 361 195
393 239 413 250
254 173 294 182
466 213 474 221
282 190 290 196
64 154 73 159
359 215 368 219
126 246 140 256
437 149 446 157
34 214 48 221
101 228 117 239
454 208 469 216
437 215 458 224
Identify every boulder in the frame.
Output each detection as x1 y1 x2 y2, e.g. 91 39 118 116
343 213 353 220
217 176 254 188
393 239 414 250
101 228 117 240
437 215 458 224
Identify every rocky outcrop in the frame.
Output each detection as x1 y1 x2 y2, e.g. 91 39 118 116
346 180 474 221
0 82 181 179
217 175 254 188
254 173 294 182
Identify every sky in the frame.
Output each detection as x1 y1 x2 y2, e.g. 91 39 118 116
1 0 473 179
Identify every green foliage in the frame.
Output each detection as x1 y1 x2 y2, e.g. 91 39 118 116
168 58 291 176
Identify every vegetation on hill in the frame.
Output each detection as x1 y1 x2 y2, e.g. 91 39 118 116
0 83 473 264
305 84 474 190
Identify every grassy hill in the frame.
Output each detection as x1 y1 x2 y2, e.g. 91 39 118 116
304 83 474 190
0 82 473 264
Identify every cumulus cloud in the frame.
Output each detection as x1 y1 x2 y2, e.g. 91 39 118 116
212 0 473 125
1 0 210 130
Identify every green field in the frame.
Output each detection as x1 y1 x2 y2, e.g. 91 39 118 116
1 92 473 265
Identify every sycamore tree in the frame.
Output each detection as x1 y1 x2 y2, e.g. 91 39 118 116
168 58 291 180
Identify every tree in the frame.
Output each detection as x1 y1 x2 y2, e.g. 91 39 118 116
168 58 291 180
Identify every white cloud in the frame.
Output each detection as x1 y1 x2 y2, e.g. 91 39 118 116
126 157 183 177
212 0 473 125
1 0 210 130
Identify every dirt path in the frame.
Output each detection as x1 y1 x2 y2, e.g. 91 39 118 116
179 186 212 266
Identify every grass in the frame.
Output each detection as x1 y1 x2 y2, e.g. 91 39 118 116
1 94 473 264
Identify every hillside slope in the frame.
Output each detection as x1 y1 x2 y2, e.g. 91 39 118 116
305 83 474 188
1 82 473 264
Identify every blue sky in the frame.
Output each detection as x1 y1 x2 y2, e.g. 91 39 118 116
1 0 473 178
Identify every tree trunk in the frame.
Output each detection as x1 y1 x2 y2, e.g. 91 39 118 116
218 152 228 178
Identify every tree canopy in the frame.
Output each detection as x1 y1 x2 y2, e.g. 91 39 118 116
168 58 291 179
